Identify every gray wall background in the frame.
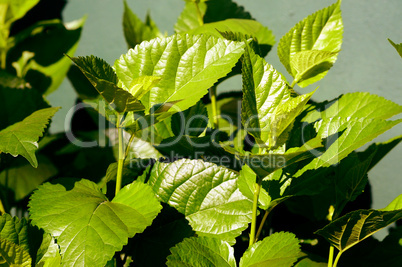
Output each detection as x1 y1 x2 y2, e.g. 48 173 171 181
49 0 402 233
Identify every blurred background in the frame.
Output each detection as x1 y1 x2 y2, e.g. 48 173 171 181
48 0 402 220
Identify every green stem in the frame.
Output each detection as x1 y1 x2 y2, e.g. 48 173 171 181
115 115 125 196
1 49 6 69
333 251 342 267
255 204 274 242
194 1 204 26
249 178 262 247
0 199 5 215
124 133 136 159
210 85 219 128
328 246 334 267
290 79 296 88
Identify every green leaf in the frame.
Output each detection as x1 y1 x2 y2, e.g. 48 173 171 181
239 232 302 267
382 194 402 211
166 236 236 267
0 238 31 267
171 100 208 137
389 38 402 58
238 164 270 209
69 55 145 113
359 135 402 172
322 92 402 120
174 1 206 33
0 107 59 168
148 159 253 244
7 18 85 95
0 71 49 131
333 152 374 217
224 137 323 178
35 234 61 267
0 0 39 31
187 19 275 53
241 44 313 147
0 156 57 201
115 34 245 113
29 179 162 267
0 214 29 252
203 0 252 23
315 208 402 254
123 0 161 48
290 50 338 87
278 0 343 86
298 117 402 172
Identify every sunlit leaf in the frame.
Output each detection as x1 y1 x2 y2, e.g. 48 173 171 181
148 159 253 244
0 238 31 267
0 107 59 167
29 179 162 267
278 0 343 86
239 232 302 267
167 236 236 267
315 208 402 254
115 34 245 113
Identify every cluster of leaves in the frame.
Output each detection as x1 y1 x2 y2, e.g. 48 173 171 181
1 0 402 266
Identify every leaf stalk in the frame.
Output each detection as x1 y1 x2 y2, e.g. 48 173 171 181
249 178 262 247
115 115 125 195
210 85 219 128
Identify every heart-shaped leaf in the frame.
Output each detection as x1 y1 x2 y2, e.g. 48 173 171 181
389 39 402 58
29 179 162 267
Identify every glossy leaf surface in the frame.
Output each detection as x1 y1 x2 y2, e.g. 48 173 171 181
166 236 236 267
278 0 343 86
315 208 402 253
115 34 245 113
148 159 253 244
239 232 302 267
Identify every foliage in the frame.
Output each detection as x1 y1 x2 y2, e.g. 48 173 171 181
0 0 401 266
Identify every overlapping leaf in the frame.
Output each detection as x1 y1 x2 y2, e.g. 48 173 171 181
0 238 31 267
241 44 312 148
239 232 302 267
123 0 161 48
29 179 162 267
278 0 343 87
315 208 402 254
0 107 59 167
148 159 253 244
0 156 57 201
166 236 236 267
294 92 402 175
187 19 275 53
115 34 245 113
174 1 206 33
69 55 146 113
